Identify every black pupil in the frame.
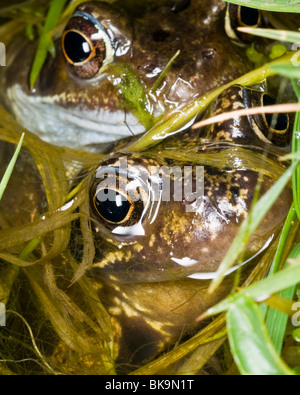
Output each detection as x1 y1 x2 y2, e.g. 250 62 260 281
64 31 92 63
95 189 131 223
240 6 259 26
263 95 288 131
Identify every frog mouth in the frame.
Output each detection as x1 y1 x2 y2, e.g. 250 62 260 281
6 84 145 150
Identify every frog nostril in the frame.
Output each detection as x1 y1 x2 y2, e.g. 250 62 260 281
169 0 191 13
201 49 215 60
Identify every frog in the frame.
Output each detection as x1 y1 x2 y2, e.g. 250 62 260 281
66 84 292 372
0 82 292 373
0 0 262 150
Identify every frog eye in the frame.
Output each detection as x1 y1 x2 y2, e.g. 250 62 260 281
62 10 114 79
225 4 261 45
90 164 150 235
245 89 290 146
93 188 134 224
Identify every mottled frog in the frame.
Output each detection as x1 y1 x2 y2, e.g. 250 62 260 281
68 84 292 371
0 83 292 372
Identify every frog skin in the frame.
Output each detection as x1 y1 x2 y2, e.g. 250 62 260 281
0 0 259 149
68 84 292 371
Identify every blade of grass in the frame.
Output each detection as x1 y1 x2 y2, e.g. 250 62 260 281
238 27 300 43
29 0 68 89
208 160 299 294
199 258 300 319
270 65 300 79
0 133 24 201
224 0 300 13
227 295 295 375
291 80 300 221
149 49 180 94
268 204 297 276
192 102 300 130
265 243 300 354
0 133 25 306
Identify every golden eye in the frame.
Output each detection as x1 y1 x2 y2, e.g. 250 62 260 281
244 89 290 146
62 10 114 79
225 4 262 45
93 187 134 225
90 164 149 234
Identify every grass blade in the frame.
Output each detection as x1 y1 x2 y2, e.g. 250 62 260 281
200 259 300 319
150 50 180 93
227 295 295 375
30 0 68 89
0 132 24 201
291 80 300 221
266 204 297 276
238 27 300 43
270 65 300 80
224 0 300 13
265 243 300 354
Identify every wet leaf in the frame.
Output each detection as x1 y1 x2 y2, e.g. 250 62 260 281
227 295 295 375
202 259 300 319
265 244 300 353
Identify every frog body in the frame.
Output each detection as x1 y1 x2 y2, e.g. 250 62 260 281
68 84 292 370
0 81 292 372
0 0 255 149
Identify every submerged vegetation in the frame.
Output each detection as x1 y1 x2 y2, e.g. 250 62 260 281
0 0 300 375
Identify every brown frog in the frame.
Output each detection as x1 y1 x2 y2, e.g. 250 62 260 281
0 83 292 373
67 84 292 371
0 0 260 149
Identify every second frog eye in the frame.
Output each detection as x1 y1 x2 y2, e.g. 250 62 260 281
62 10 114 79
245 90 290 146
93 188 134 225
225 4 262 45
89 161 153 237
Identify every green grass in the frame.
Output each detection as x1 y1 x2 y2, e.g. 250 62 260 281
29 0 68 89
225 0 300 12
0 133 24 202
